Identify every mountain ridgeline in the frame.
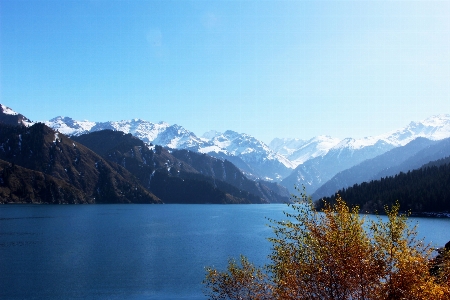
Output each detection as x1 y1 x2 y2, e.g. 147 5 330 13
72 130 290 204
0 123 160 204
0 118 289 204
44 111 450 196
317 156 450 215
2 103 450 211
311 137 450 200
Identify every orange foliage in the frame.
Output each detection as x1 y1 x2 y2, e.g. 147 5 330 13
204 188 450 299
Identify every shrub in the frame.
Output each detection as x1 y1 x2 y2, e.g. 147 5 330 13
204 188 450 299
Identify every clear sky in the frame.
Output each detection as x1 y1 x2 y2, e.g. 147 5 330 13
1 0 450 143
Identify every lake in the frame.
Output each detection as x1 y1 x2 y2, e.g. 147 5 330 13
0 204 449 299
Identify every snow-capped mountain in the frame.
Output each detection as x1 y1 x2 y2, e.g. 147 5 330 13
269 136 341 167
201 130 292 166
329 114 450 150
269 138 306 156
42 112 450 189
281 114 450 194
0 104 34 127
281 139 395 194
45 117 294 181
5 102 450 201
46 117 209 150
199 130 294 181
310 136 450 200
46 116 95 135
384 114 450 145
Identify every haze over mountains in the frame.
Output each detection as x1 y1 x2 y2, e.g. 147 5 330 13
2 103 450 205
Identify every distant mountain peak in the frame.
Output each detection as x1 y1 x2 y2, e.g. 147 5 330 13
379 114 450 146
4 103 450 188
46 116 96 135
420 114 450 126
0 104 33 126
327 114 450 151
0 104 18 116
202 130 221 140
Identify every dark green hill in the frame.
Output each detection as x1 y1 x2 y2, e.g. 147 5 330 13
318 157 450 215
0 123 161 204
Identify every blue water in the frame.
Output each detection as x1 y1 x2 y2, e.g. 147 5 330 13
0 204 449 299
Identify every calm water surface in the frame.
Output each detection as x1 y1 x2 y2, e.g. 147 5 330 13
0 204 449 299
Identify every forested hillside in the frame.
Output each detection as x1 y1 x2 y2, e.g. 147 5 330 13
318 159 450 214
0 123 161 204
73 130 289 204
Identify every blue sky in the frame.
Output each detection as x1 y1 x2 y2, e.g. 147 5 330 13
1 0 450 143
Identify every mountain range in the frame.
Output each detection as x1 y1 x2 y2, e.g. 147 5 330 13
318 155 450 215
0 122 161 204
43 110 450 195
0 104 289 204
311 137 450 200
2 103 450 206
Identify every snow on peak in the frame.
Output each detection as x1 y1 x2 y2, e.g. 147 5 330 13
202 130 222 140
269 135 341 167
269 138 306 156
326 114 450 151
419 114 450 127
38 111 450 180
288 136 341 166
200 130 295 169
0 104 34 126
374 114 450 146
0 104 18 116
45 117 96 135
331 136 382 150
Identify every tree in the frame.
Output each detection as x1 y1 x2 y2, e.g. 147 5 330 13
204 255 272 300
369 202 449 299
204 188 450 299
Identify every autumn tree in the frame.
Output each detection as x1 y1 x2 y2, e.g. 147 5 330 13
204 188 450 299
204 255 272 300
369 202 449 299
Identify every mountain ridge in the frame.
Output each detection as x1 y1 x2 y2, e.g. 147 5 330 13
43 112 450 163
3 103 450 196
72 130 289 204
0 122 162 204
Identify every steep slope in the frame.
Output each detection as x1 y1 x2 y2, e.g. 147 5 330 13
72 130 282 203
0 159 86 204
45 116 294 181
0 104 33 127
269 137 306 156
200 130 294 181
318 158 450 215
12 104 450 190
374 137 450 180
170 149 290 203
281 115 450 194
0 123 161 204
312 137 437 200
281 139 395 194
46 117 209 149
46 116 95 136
422 156 450 168
269 136 341 166
382 114 450 144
